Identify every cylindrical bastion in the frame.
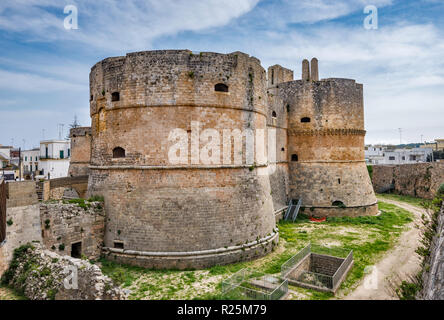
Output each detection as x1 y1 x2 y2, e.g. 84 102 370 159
88 50 277 269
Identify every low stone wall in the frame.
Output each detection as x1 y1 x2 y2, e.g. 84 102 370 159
44 176 89 200
421 203 444 300
40 201 105 260
372 163 444 199
1 244 126 300
310 253 344 276
0 181 41 277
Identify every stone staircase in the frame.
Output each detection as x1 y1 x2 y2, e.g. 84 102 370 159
35 181 43 201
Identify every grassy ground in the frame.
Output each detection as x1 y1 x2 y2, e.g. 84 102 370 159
376 193 431 208
99 201 413 300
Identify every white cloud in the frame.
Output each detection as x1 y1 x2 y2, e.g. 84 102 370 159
0 69 85 92
0 0 260 51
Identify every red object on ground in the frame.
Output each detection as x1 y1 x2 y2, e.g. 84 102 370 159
309 216 326 222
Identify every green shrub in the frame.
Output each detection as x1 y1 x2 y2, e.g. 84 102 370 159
88 195 104 202
367 165 373 180
437 183 444 196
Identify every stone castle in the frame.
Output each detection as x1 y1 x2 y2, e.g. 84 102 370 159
71 50 376 269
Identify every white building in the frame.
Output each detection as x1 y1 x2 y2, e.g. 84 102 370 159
365 145 433 165
39 140 71 179
0 145 12 168
22 148 40 177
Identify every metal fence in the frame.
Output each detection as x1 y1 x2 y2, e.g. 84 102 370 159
296 271 333 289
281 243 311 278
221 269 288 300
281 243 353 291
0 179 6 244
332 250 353 289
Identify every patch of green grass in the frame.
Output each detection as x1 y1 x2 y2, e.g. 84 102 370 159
88 195 104 202
376 193 431 208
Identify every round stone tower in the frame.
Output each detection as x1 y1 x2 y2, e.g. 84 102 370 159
279 59 378 217
88 50 277 269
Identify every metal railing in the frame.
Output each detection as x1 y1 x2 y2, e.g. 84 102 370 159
281 243 353 291
281 243 311 278
284 199 302 222
332 250 354 288
221 269 288 300
221 268 248 294
296 271 333 289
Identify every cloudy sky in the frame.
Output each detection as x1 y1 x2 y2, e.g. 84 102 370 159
0 0 443 148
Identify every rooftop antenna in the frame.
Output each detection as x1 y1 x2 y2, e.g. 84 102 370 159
58 124 64 140
398 128 402 145
23 139 26 150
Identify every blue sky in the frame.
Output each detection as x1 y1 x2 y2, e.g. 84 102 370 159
0 0 443 148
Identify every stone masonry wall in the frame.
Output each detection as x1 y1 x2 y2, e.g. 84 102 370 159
88 50 276 269
372 163 444 199
277 78 377 216
0 181 42 277
310 253 344 276
69 127 92 177
40 201 105 260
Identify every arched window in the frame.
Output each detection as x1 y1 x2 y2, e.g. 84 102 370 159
113 147 125 158
90 95 93 102
272 111 277 118
215 83 229 92
332 201 346 208
111 92 120 102
291 154 298 162
301 117 311 123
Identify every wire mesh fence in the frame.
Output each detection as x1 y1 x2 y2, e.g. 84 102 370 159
332 250 353 289
281 243 311 278
281 243 353 292
221 269 288 300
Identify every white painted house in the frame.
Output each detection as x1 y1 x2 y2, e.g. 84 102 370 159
22 148 40 176
39 140 71 179
365 145 433 165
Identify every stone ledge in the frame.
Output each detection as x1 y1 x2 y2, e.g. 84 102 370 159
103 232 279 270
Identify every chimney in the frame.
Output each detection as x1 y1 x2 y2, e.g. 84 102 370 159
302 59 310 81
310 58 319 81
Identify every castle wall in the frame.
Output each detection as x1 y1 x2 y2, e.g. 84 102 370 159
266 65 292 209
46 176 89 200
69 127 91 177
278 78 377 217
40 201 105 260
0 181 42 277
372 163 444 199
87 50 277 269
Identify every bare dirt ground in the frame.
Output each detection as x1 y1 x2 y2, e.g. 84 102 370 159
342 199 426 300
